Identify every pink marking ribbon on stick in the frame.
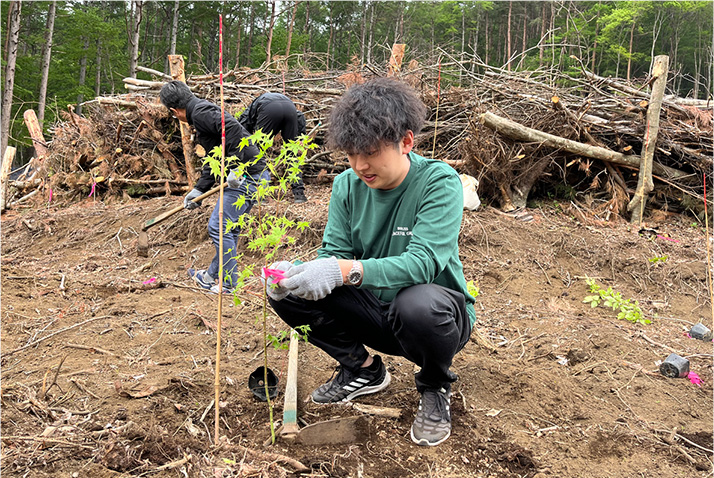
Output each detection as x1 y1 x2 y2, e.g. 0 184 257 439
262 267 286 284
89 181 96 198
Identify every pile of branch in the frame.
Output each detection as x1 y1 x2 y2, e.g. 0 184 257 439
6 56 711 221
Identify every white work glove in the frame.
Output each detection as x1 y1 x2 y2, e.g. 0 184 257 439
227 170 243 189
184 188 203 210
281 257 344 301
263 261 295 301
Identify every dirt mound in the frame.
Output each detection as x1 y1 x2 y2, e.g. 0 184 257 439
1 185 712 477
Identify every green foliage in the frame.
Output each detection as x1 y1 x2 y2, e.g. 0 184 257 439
583 278 649 325
7 1 713 165
466 280 480 299
203 129 316 444
648 255 668 265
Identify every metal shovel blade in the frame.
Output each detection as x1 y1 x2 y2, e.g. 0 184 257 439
295 416 370 446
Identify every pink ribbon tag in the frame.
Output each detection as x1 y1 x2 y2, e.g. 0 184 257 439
262 267 286 284
142 277 157 285
48 188 53 203
687 372 703 387
656 234 680 243
684 333 692 338
89 181 96 198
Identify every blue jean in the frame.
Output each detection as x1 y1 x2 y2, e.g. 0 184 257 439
206 170 270 287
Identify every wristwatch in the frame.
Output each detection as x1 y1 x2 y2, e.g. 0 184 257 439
346 260 363 286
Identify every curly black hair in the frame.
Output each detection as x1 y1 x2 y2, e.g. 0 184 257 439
327 77 427 154
159 80 195 110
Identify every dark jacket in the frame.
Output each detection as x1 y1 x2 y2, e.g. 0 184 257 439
238 93 306 141
185 96 263 192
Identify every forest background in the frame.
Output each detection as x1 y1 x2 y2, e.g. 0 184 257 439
1 0 713 166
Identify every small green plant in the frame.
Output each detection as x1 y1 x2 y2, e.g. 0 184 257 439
205 129 316 443
583 278 649 324
648 255 668 265
467 280 480 298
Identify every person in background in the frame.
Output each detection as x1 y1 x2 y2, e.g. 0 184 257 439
239 92 308 203
159 80 269 294
265 78 476 446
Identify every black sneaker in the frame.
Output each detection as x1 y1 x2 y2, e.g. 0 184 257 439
311 355 391 403
293 189 307 204
411 387 451 446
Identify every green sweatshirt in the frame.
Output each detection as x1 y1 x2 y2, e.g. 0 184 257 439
318 152 476 326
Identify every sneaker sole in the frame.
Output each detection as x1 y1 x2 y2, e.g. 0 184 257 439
410 426 451 446
311 371 391 404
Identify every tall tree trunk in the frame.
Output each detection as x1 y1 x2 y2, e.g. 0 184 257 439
484 12 489 65
235 6 243 68
265 0 276 65
506 1 513 70
367 2 374 64
1 0 21 158
460 7 465 85
359 1 367 65
285 0 298 57
76 37 89 116
247 2 255 65
393 1 404 43
128 0 143 77
521 6 527 61
37 0 57 127
649 11 663 76
326 3 334 70
539 1 546 66
472 13 480 73
591 1 600 73
187 22 194 65
170 0 179 54
94 40 102 97
304 1 311 54
627 20 635 81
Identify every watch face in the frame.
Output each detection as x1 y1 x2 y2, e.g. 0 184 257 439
348 270 361 285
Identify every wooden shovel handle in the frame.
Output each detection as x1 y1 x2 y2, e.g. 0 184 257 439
281 332 300 437
141 183 226 231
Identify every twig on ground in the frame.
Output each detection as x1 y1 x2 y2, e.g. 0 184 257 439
5 315 111 356
65 343 118 356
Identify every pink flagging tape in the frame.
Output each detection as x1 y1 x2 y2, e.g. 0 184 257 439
262 267 286 284
688 372 703 387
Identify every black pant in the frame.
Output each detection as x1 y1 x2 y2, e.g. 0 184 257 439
268 284 471 392
255 99 304 193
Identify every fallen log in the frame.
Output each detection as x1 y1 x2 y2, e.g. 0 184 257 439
479 111 688 180
583 70 692 118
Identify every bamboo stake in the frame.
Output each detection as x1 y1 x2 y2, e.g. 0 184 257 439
431 57 441 159
214 14 226 444
704 173 713 322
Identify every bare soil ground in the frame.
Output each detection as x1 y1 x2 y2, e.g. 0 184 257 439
2 184 712 478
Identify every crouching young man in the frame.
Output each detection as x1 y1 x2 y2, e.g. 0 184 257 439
266 77 476 446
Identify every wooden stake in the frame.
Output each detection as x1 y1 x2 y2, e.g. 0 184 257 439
704 173 713 322
214 14 226 444
1 146 17 211
627 55 669 224
23 109 48 159
168 55 197 186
